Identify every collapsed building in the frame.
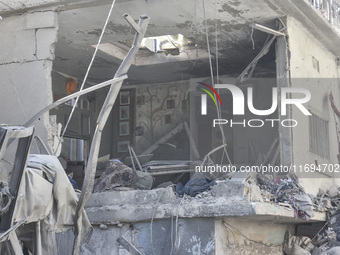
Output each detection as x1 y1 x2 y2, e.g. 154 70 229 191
1 0 340 254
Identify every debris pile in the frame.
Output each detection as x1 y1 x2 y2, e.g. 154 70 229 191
280 184 340 254
283 231 315 255
312 186 340 213
283 227 340 254
247 173 315 220
94 160 154 192
312 227 340 253
308 186 340 254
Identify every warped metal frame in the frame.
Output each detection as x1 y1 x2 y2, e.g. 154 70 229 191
72 14 150 255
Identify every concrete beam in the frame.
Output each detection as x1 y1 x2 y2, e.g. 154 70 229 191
25 11 57 29
0 0 131 16
96 43 212 66
84 181 326 224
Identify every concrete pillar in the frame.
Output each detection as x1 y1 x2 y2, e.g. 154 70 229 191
276 36 293 166
0 9 58 152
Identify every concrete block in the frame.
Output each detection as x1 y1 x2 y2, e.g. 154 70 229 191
0 61 52 146
25 11 57 29
86 187 175 208
36 28 58 60
210 180 245 198
15 30 36 62
0 0 60 14
0 29 36 64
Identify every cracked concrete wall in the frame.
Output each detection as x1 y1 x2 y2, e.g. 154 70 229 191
286 17 340 194
55 182 300 254
58 218 216 255
215 218 294 255
57 216 292 255
0 9 58 150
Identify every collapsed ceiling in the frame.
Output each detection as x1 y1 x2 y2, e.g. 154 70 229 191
54 0 280 85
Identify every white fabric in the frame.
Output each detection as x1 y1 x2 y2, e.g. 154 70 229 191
13 154 91 254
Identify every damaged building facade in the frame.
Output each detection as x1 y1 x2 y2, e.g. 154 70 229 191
1 0 340 254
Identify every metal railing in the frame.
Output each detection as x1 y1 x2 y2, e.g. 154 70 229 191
308 0 340 30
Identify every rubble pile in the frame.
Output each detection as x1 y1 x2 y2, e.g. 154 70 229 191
255 179 340 255
312 187 340 213
283 227 340 255
247 173 315 220
92 159 340 255
94 160 153 192
283 232 315 255
244 174 340 254
309 187 340 254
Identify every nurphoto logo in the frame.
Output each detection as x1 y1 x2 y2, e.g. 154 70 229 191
199 83 311 128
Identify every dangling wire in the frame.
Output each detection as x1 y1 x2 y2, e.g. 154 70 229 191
55 0 117 155
202 0 232 165
250 22 255 50
9 76 40 152
202 0 214 87
215 20 219 83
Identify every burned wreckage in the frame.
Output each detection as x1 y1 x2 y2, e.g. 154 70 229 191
2 0 340 254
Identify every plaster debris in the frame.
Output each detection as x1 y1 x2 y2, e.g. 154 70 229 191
94 160 137 192
94 160 154 192
247 173 315 220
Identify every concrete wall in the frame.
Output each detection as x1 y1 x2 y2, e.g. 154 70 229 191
55 182 302 255
287 17 340 194
0 9 58 151
57 216 293 255
215 218 294 255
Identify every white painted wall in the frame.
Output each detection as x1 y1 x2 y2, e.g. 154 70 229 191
287 17 340 194
0 10 58 151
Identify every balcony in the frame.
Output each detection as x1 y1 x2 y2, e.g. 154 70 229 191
307 0 340 31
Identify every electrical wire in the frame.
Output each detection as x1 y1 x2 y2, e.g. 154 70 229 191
202 0 232 166
173 194 186 253
214 20 225 166
222 220 280 248
202 0 214 88
150 185 176 255
9 76 40 152
250 23 255 50
55 0 117 155
170 214 174 255
215 20 219 83
150 187 167 255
